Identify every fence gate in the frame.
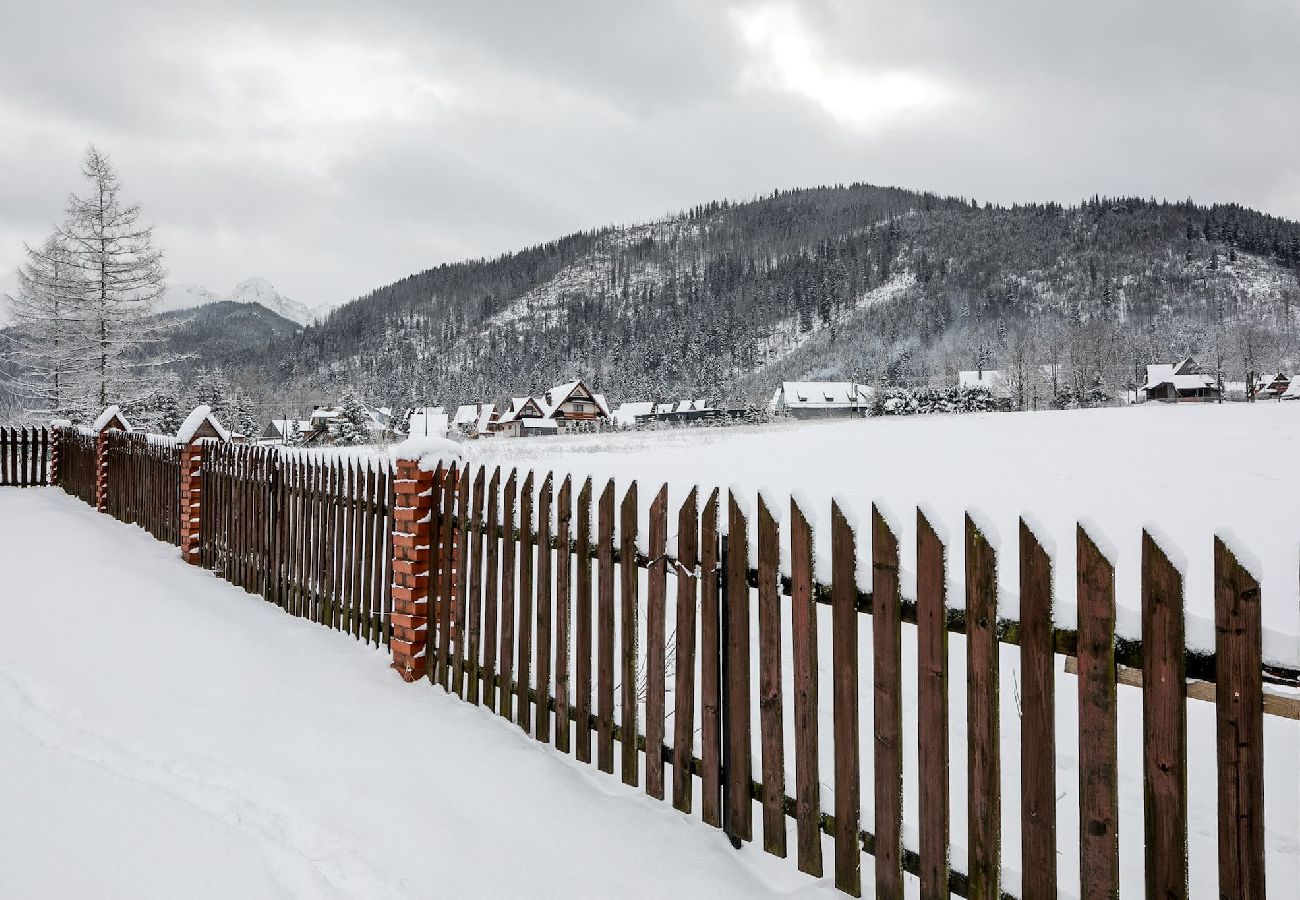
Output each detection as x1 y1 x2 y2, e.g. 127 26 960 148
0 426 50 486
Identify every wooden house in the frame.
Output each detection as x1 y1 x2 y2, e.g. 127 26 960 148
539 380 611 432
1142 358 1220 403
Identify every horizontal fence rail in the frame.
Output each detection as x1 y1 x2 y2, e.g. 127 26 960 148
200 443 394 647
0 426 49 486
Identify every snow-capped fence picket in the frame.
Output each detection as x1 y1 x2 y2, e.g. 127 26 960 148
103 430 182 546
199 442 396 647
0 426 50 486
56 426 96 506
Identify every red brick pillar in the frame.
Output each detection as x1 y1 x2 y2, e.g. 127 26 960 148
391 459 434 681
92 407 129 512
48 425 62 487
179 440 206 564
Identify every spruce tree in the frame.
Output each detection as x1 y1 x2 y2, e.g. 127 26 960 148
57 146 168 408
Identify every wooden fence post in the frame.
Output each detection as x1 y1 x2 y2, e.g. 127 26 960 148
48 422 66 487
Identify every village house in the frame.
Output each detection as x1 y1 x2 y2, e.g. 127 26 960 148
770 381 871 418
258 418 312 445
1257 372 1291 399
404 407 449 437
1142 359 1221 403
493 396 554 438
538 380 611 432
958 369 1010 396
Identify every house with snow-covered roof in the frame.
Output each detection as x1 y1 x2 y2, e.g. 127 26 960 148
770 382 871 418
538 380 611 432
958 369 1010 396
494 396 551 438
259 418 312 444
1142 358 1220 403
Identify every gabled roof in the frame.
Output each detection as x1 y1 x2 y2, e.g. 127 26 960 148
778 381 870 407
958 370 1005 389
1145 362 1214 391
475 404 497 432
539 380 611 418
497 396 546 425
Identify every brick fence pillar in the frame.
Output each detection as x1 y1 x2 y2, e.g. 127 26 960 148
92 406 130 512
391 459 435 681
179 440 205 564
47 422 64 487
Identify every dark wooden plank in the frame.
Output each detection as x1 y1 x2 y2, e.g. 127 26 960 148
645 484 668 800
965 514 1000 900
1214 536 1265 900
1077 525 1118 900
1141 530 1187 900
575 477 594 764
789 497 821 877
360 463 377 643
757 493 786 857
672 488 699 814
517 471 535 732
699 488 722 828
554 475 573 752
917 510 949 900
483 469 501 713
831 501 861 896
499 469 517 721
437 464 458 691
535 473 553 742
467 467 487 705
1019 518 1057 900
597 479 615 774
454 465 471 695
724 491 753 843
351 459 366 638
619 481 639 787
872 505 902 897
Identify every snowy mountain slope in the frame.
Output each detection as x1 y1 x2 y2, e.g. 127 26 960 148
159 277 319 326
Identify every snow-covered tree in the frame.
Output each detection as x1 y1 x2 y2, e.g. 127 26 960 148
334 391 372 445
1 233 92 420
55 146 168 408
130 373 185 433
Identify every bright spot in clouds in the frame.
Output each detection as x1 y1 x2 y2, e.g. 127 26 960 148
731 3 952 129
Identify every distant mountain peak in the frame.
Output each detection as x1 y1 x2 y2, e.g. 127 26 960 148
159 277 319 326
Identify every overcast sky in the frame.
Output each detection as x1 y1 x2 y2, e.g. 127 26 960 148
2 0 1298 310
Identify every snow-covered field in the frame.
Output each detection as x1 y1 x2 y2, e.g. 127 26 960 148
471 402 1300 663
0 489 827 899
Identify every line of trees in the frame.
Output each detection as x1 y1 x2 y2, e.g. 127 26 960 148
2 147 170 422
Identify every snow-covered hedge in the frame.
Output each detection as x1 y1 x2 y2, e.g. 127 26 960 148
870 385 1008 416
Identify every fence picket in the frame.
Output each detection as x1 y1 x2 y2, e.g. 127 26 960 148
554 475 573 751
575 477 593 763
831 501 861 897
467 467 487 705
1214 537 1265 899
597 479 615 774
517 471 535 730
672 488 699 814
483 469 501 713
1019 519 1056 899
500 469 518 721
1141 530 1187 900
1077 525 1119 900
916 510 948 899
645 484 668 800
966 514 999 900
757 494 786 856
790 497 821 877
872 506 902 897
619 481 639 787
699 488 722 828
535 474 553 742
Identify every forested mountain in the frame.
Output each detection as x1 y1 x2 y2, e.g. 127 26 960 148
202 184 1300 412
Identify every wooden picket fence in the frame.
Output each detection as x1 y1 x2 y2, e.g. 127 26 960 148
55 426 96 506
0 426 50 486
412 463 1289 900
199 443 395 646
31 427 1294 898
104 430 182 545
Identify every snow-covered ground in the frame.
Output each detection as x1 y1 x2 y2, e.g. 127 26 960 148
471 402 1300 664
0 489 828 899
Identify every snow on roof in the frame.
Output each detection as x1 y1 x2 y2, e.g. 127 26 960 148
1283 379 1300 399
92 405 131 433
475 404 497 431
779 382 869 407
1170 374 1215 391
454 404 481 426
1143 364 1175 389
958 370 1005 389
177 405 229 443
612 402 654 427
521 419 558 430
537 380 610 418
407 409 449 437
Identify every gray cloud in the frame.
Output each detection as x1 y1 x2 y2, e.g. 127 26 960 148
1 0 1297 310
